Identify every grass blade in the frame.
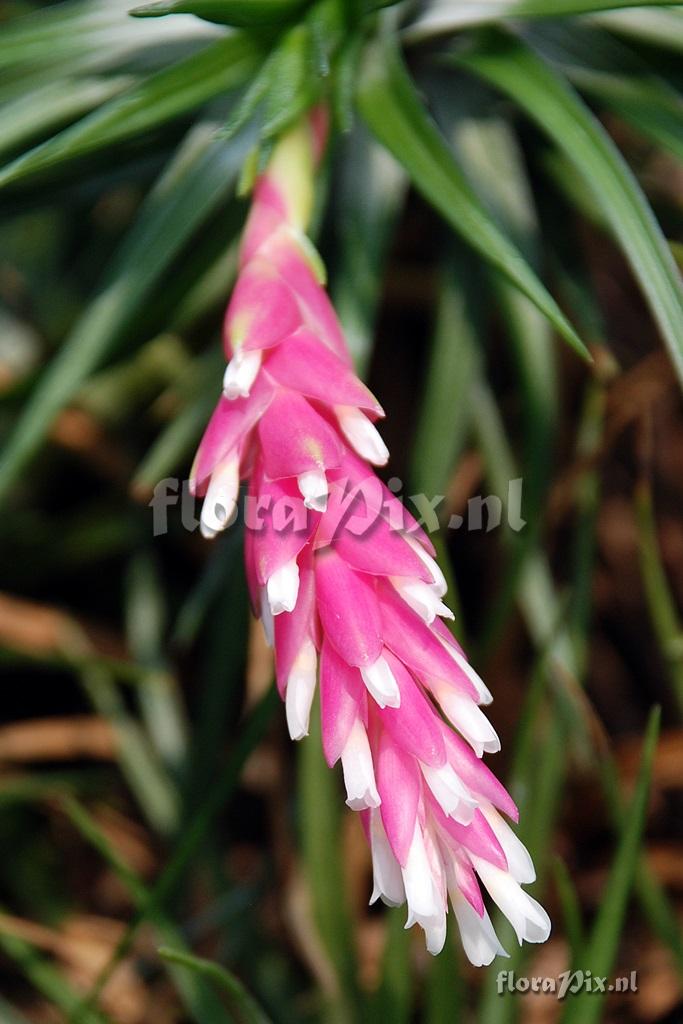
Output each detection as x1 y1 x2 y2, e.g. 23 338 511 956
77 687 278 1009
159 947 273 1023
0 34 258 188
356 41 588 360
635 478 683 717
0 123 246 504
458 32 683 391
130 0 305 26
62 796 234 1023
330 123 407 372
298 697 358 1022
562 707 661 1024
409 258 481 497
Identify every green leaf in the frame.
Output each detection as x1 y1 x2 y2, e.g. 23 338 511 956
523 23 683 161
125 553 189 772
562 707 661 1024
0 996 31 1024
0 76 132 160
0 35 259 187
591 8 683 53
0 0 220 78
0 925 111 1024
0 124 246 505
552 856 584 964
457 33 683 391
635 479 683 716
73 687 278 1014
61 796 234 1023
130 0 306 26
372 909 413 1024
409 261 480 497
261 24 317 139
405 0 683 39
158 948 273 1024
298 698 358 1021
509 0 683 11
356 42 589 360
330 123 407 371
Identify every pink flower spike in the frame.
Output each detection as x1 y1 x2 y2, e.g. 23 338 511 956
378 582 479 701
257 391 343 483
188 113 548 963
315 549 383 668
191 374 273 495
223 259 301 358
436 806 508 873
263 329 383 417
375 729 421 866
260 229 350 364
320 640 365 767
273 550 315 697
376 652 446 768
250 469 317 587
447 847 486 917
442 725 519 823
332 517 431 582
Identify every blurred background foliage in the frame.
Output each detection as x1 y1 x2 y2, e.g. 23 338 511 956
0 0 682 1021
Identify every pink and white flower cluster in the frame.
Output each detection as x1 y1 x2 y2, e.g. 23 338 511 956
190 115 550 963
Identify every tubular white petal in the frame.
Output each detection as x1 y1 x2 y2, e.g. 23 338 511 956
480 805 536 885
285 638 317 740
341 720 380 810
392 577 454 624
361 655 401 709
259 589 274 647
451 891 508 967
437 635 493 705
434 684 500 756
401 824 447 953
423 912 448 956
369 808 405 907
297 469 328 512
200 456 239 537
421 762 477 825
403 534 448 596
402 824 442 922
472 857 551 946
266 558 300 616
336 405 389 466
222 348 262 399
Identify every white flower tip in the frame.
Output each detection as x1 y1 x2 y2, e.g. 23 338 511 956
266 559 300 616
403 533 448 595
285 639 317 741
297 469 328 512
222 349 261 400
336 405 389 466
361 656 401 709
341 720 381 810
259 590 274 647
200 457 239 537
392 578 453 625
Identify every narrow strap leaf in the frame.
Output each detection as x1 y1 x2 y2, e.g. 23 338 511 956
356 40 589 360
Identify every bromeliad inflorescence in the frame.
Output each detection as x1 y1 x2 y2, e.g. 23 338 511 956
190 113 550 963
